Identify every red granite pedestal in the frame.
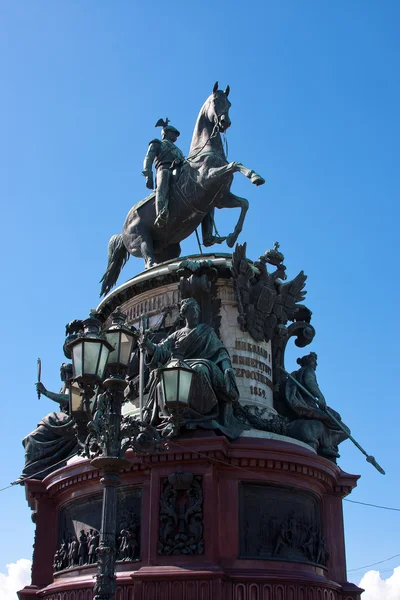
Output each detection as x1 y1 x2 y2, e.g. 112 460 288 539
18 434 363 600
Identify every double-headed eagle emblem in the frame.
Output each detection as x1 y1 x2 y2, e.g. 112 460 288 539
231 243 308 342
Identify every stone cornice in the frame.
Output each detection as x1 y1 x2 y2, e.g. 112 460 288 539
32 436 359 503
96 253 232 321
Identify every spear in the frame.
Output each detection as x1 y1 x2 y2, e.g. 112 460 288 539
138 314 148 421
37 358 42 399
279 366 385 475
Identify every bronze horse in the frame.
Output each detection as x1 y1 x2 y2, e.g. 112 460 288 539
100 82 265 296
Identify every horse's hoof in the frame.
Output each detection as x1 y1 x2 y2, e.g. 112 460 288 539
214 236 227 245
251 173 265 186
204 235 227 247
226 234 236 248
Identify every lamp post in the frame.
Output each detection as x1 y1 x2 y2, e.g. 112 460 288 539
68 308 162 600
68 308 199 599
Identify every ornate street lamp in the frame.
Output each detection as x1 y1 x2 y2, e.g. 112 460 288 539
68 308 162 600
67 310 114 442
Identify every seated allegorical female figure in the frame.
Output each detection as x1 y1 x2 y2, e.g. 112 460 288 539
140 297 243 439
19 363 78 481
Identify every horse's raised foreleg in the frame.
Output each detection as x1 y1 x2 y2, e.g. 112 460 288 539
235 162 265 186
218 192 249 248
206 162 265 186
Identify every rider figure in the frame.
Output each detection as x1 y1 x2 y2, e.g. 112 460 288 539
142 118 184 227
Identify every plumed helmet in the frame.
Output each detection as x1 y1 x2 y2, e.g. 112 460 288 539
155 117 180 137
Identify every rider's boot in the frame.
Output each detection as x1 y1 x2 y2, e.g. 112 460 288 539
155 207 169 227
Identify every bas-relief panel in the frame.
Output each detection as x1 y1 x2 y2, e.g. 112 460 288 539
54 487 141 571
121 285 181 327
239 484 328 567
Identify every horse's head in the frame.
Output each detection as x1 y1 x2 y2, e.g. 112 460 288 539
204 81 232 133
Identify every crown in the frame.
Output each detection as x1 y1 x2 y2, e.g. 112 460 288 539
168 469 194 490
263 241 285 266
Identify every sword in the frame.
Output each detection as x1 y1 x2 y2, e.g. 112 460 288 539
37 358 42 399
280 366 385 475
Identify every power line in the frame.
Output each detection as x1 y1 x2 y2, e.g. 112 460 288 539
170 441 400 513
3 444 400 518
169 441 400 577
348 553 400 573
6 443 400 518
4 441 400 576
0 484 13 493
344 498 400 512
0 452 80 493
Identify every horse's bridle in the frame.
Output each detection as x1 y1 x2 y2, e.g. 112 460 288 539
186 120 221 163
186 94 230 162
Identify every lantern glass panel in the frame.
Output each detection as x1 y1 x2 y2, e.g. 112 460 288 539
162 369 179 404
70 382 83 413
105 331 120 363
83 340 102 375
98 343 110 378
120 332 134 365
178 369 193 403
72 342 83 379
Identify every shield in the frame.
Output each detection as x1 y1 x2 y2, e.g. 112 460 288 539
256 285 275 314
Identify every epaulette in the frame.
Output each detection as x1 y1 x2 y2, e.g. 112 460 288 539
148 138 162 145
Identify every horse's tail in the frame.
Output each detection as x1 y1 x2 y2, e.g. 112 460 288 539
99 234 129 297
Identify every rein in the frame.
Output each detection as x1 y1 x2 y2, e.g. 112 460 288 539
186 121 220 162
222 131 229 159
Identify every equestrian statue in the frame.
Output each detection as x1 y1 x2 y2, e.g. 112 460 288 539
100 82 265 296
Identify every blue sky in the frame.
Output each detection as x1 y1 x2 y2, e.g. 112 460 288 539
1 0 399 590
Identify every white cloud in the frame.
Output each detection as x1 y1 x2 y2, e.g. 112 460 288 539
0 559 32 600
359 566 400 600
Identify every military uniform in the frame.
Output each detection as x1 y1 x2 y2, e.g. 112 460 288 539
142 123 184 226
